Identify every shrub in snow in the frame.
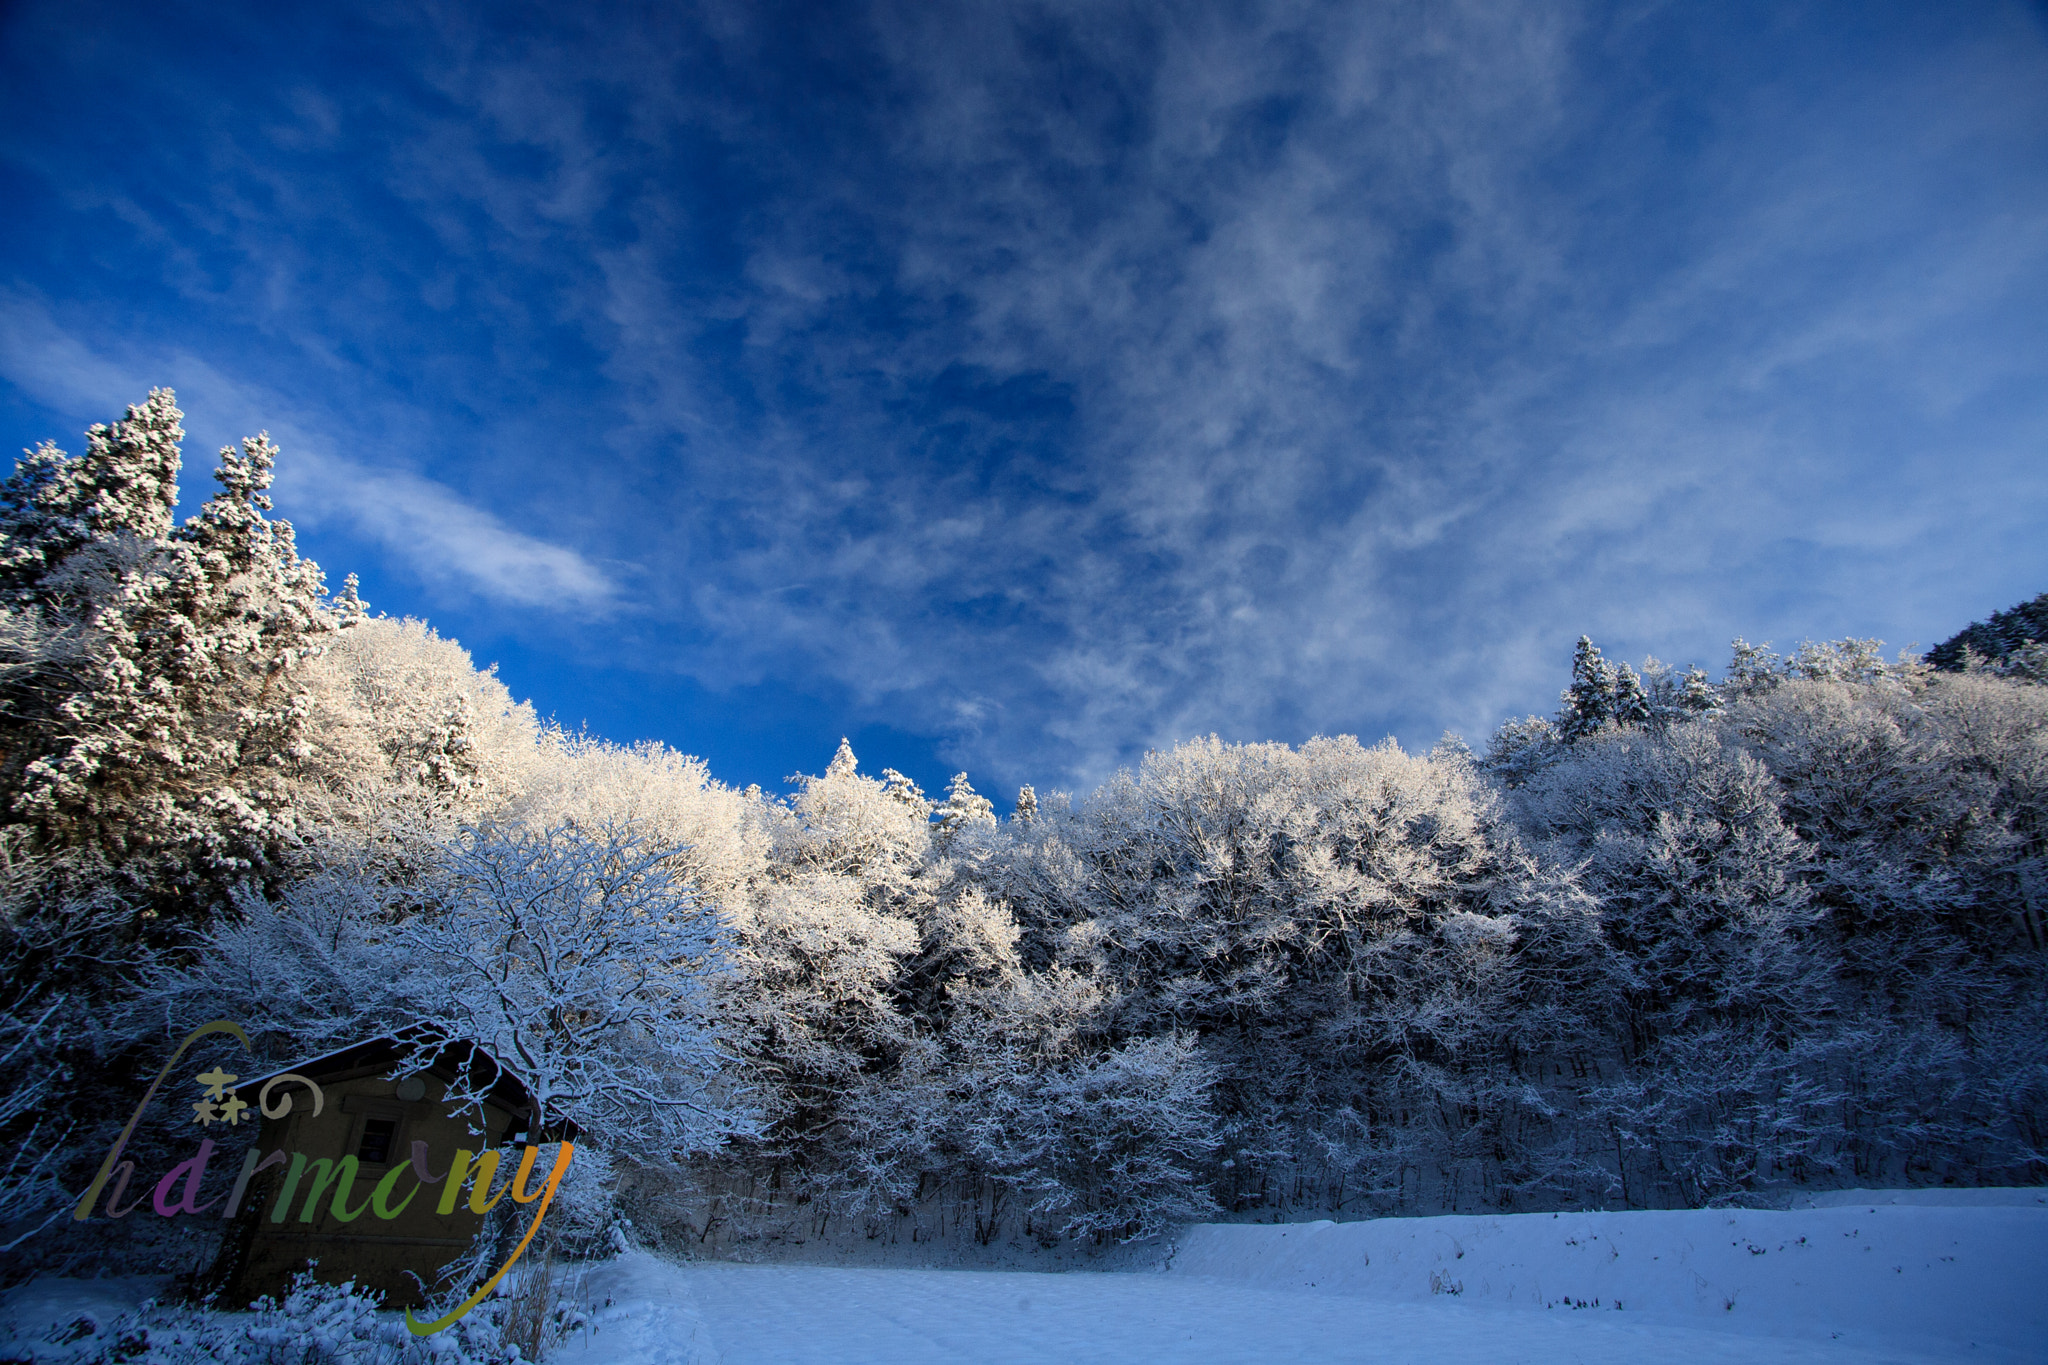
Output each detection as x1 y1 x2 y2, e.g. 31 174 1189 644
71 1271 527 1364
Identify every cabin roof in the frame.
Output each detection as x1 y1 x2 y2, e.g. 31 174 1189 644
240 1031 558 1129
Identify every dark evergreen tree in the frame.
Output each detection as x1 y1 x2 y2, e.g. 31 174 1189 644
1613 661 1652 728
1557 635 1619 739
1928 592 2048 672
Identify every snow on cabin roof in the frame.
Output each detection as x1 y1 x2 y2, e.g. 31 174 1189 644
239 1032 549 1126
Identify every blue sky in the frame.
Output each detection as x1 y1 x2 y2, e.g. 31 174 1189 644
3 0 2045 800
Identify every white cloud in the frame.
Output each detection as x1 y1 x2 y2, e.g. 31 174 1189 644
280 452 620 611
8 0 2044 791
0 295 618 613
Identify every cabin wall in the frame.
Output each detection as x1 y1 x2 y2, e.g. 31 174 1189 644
217 1067 523 1307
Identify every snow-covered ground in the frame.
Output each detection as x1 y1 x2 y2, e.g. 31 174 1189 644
1162 1191 2048 1363
562 1190 2047 1365
8 1191 2043 1363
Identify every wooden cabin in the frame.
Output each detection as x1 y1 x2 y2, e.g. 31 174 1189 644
209 1036 567 1308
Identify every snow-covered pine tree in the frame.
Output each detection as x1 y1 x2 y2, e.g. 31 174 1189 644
1012 784 1039 823
1635 657 1717 728
1997 638 2048 683
1556 636 1620 740
0 390 183 595
1679 664 1723 716
936 772 997 838
1482 714 1561 786
0 392 343 909
881 767 932 817
1613 661 1651 728
1723 638 1786 697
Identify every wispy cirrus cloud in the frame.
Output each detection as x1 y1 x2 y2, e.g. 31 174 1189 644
3 0 2044 793
0 295 618 612
534 0 2048 779
280 453 621 612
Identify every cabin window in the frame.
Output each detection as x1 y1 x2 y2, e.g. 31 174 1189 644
357 1118 398 1165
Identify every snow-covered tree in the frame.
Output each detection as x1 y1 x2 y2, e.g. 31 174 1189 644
775 739 930 890
1629 657 1724 729
1994 639 2048 684
974 789 1091 970
0 392 184 591
1482 714 1561 787
0 837 139 1249
1556 636 1620 740
146 821 754 1171
844 966 1221 1244
1678 664 1723 716
1785 637 1900 685
1048 734 1598 1211
1728 673 2045 973
394 821 753 1165
879 767 931 817
712 867 918 1146
1929 591 2048 673
1513 721 1825 1049
509 734 766 905
1723 638 1786 697
897 879 1022 1022
1612 661 1651 728
294 615 544 838
652 740 936 1233
0 392 344 908
934 772 996 839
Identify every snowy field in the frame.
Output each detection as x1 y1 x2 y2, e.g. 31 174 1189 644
556 1190 2047 1365
7 1191 2044 1364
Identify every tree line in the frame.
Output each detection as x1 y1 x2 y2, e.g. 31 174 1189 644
1 393 2041 1272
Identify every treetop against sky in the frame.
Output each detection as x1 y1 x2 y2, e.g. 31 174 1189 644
1 0 2043 797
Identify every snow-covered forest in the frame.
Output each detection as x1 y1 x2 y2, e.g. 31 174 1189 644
2 393 2044 1278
